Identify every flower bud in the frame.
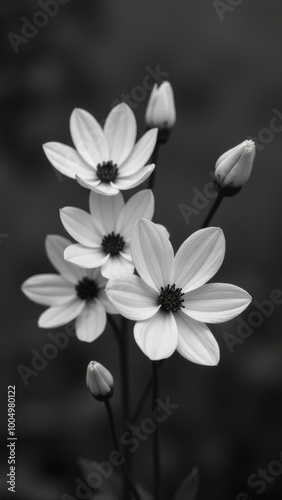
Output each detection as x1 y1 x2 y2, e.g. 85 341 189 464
145 81 176 131
86 361 114 401
214 139 256 189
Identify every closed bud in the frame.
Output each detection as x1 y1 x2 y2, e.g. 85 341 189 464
214 139 256 189
145 81 176 131
86 361 114 401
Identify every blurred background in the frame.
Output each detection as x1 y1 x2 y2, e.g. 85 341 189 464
1 0 282 498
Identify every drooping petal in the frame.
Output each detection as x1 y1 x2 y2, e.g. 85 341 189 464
118 128 158 175
75 300 107 342
89 191 124 235
104 103 137 165
45 235 83 284
130 219 174 290
64 244 109 268
101 255 134 279
112 164 155 191
60 207 101 247
38 298 85 328
182 283 252 323
21 274 75 306
175 312 220 366
76 175 120 195
116 190 154 239
70 108 108 166
172 227 225 293
106 275 160 321
134 311 178 360
43 142 94 180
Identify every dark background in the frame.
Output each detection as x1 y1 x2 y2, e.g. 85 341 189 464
1 1 282 499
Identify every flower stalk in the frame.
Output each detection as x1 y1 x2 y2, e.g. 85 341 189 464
152 361 162 500
104 399 142 500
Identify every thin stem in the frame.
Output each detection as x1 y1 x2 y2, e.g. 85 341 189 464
201 191 224 228
107 314 131 499
152 361 162 500
105 400 142 500
148 143 160 191
132 360 164 425
107 315 131 427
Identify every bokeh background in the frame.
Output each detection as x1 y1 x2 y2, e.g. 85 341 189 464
1 1 282 499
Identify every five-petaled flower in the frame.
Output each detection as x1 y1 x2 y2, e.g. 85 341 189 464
60 189 159 279
106 219 252 365
43 103 158 195
21 235 116 342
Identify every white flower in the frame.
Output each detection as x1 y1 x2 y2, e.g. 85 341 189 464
145 81 176 130
86 361 114 400
21 235 116 342
60 189 159 279
215 139 256 188
106 220 252 365
43 103 158 195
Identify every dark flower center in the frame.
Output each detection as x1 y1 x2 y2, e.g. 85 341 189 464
96 161 118 183
75 277 99 301
102 232 125 256
158 284 185 313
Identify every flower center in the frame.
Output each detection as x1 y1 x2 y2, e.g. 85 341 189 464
75 277 99 301
96 161 118 183
102 232 125 256
158 284 185 313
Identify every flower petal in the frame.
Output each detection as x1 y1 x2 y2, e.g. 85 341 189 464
172 227 225 293
101 255 134 279
134 311 178 360
38 298 85 328
175 312 220 366
117 190 154 239
130 219 174 290
76 175 120 195
75 300 107 342
98 290 119 314
106 275 160 321
64 244 109 268
182 283 252 323
22 274 75 306
104 103 137 165
89 191 124 235
45 235 84 284
43 142 94 180
60 207 101 247
70 108 108 166
118 128 158 175
112 164 155 191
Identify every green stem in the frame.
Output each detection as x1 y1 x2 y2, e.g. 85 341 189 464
152 361 162 500
104 400 142 500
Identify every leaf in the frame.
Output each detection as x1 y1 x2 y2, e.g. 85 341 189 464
172 466 199 500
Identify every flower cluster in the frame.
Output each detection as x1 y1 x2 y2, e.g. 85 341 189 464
22 83 254 366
